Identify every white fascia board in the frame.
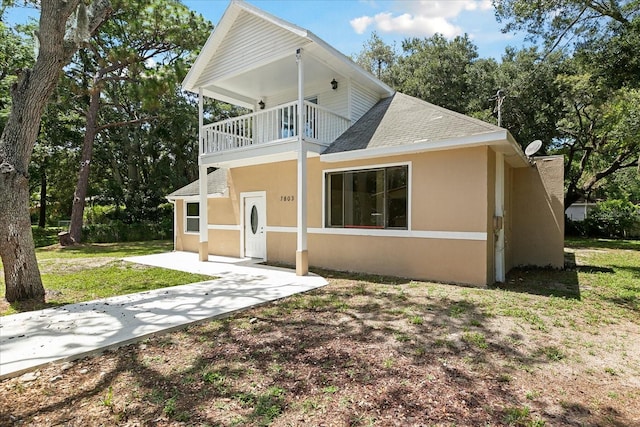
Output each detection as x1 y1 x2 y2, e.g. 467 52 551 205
321 130 509 163
166 192 227 202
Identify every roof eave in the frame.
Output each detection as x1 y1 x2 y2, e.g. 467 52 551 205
321 130 530 166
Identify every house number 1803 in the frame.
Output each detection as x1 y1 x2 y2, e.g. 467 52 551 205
280 195 295 202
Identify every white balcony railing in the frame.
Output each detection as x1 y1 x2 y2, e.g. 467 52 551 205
201 100 350 155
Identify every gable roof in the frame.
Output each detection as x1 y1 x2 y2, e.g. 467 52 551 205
322 92 528 167
167 169 228 199
182 0 393 107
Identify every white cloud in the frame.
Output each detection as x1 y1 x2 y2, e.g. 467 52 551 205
351 15 375 34
350 0 494 38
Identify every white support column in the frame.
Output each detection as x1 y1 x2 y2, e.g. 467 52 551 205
495 152 505 282
198 88 208 262
295 48 308 276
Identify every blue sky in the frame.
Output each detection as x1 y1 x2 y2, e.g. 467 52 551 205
6 0 532 60
184 0 532 60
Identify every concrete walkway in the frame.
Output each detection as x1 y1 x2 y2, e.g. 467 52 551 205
0 252 327 379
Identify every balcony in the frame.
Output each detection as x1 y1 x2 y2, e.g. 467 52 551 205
201 100 350 157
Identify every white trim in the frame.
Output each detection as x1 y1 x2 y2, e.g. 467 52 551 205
321 161 412 231
265 226 486 241
167 192 228 202
240 191 267 260
208 224 241 231
169 199 177 249
321 130 508 163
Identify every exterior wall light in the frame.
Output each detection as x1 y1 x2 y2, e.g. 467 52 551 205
258 100 265 110
331 79 338 90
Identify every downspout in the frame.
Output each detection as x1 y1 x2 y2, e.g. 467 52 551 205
168 198 176 251
494 152 505 282
296 48 309 275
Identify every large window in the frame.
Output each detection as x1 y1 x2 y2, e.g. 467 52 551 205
326 165 408 229
185 202 200 233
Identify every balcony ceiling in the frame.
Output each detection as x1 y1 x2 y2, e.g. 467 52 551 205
204 52 338 107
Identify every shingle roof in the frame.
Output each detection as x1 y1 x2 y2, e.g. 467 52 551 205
167 168 228 198
323 92 502 155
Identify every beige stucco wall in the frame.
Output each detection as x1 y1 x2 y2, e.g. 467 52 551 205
173 147 497 285
511 155 564 268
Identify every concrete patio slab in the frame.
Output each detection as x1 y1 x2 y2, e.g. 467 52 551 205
0 252 327 379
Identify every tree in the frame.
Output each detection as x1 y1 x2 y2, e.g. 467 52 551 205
488 48 566 148
353 32 396 84
555 73 640 207
494 0 640 208
66 0 211 243
0 0 111 302
391 34 481 113
493 0 638 52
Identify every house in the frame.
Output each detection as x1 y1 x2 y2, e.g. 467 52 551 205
566 201 596 222
167 0 564 286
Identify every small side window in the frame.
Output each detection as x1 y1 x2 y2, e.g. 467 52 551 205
185 202 200 233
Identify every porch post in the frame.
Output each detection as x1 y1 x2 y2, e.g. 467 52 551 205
296 48 309 275
198 88 209 262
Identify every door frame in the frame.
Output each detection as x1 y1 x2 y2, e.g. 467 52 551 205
240 191 267 260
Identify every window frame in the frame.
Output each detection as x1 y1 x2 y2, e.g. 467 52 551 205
184 201 200 234
323 162 410 231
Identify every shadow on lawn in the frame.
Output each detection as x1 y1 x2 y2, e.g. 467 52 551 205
491 250 584 300
4 274 633 427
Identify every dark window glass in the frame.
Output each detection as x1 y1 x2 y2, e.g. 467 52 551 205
386 166 408 228
186 202 199 217
327 173 344 227
185 202 200 233
250 205 258 234
325 166 408 230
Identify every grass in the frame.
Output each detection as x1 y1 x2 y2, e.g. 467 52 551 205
0 240 213 315
1 237 639 425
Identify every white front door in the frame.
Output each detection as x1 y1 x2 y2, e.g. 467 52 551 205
244 195 266 259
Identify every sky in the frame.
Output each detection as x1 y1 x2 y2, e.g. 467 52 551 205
6 0 532 60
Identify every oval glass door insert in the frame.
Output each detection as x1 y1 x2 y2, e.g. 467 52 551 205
250 205 258 234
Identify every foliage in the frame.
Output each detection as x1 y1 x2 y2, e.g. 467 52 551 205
0 21 34 131
353 31 396 83
493 0 638 51
391 34 484 114
65 0 213 241
82 219 172 243
31 226 66 247
583 199 640 238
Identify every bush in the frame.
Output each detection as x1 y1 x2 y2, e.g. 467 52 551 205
583 199 640 238
82 219 173 243
31 226 66 247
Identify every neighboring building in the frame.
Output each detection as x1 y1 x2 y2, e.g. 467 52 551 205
566 202 596 222
167 0 564 286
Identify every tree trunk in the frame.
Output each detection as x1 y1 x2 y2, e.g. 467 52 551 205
0 0 112 302
69 82 101 243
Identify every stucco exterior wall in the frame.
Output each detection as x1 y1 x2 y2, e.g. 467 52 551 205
182 148 491 285
511 155 564 268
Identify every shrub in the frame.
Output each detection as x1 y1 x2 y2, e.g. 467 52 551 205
82 220 172 243
584 199 640 238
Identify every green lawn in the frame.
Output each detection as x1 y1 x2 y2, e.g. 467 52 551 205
1 238 639 425
0 240 214 315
